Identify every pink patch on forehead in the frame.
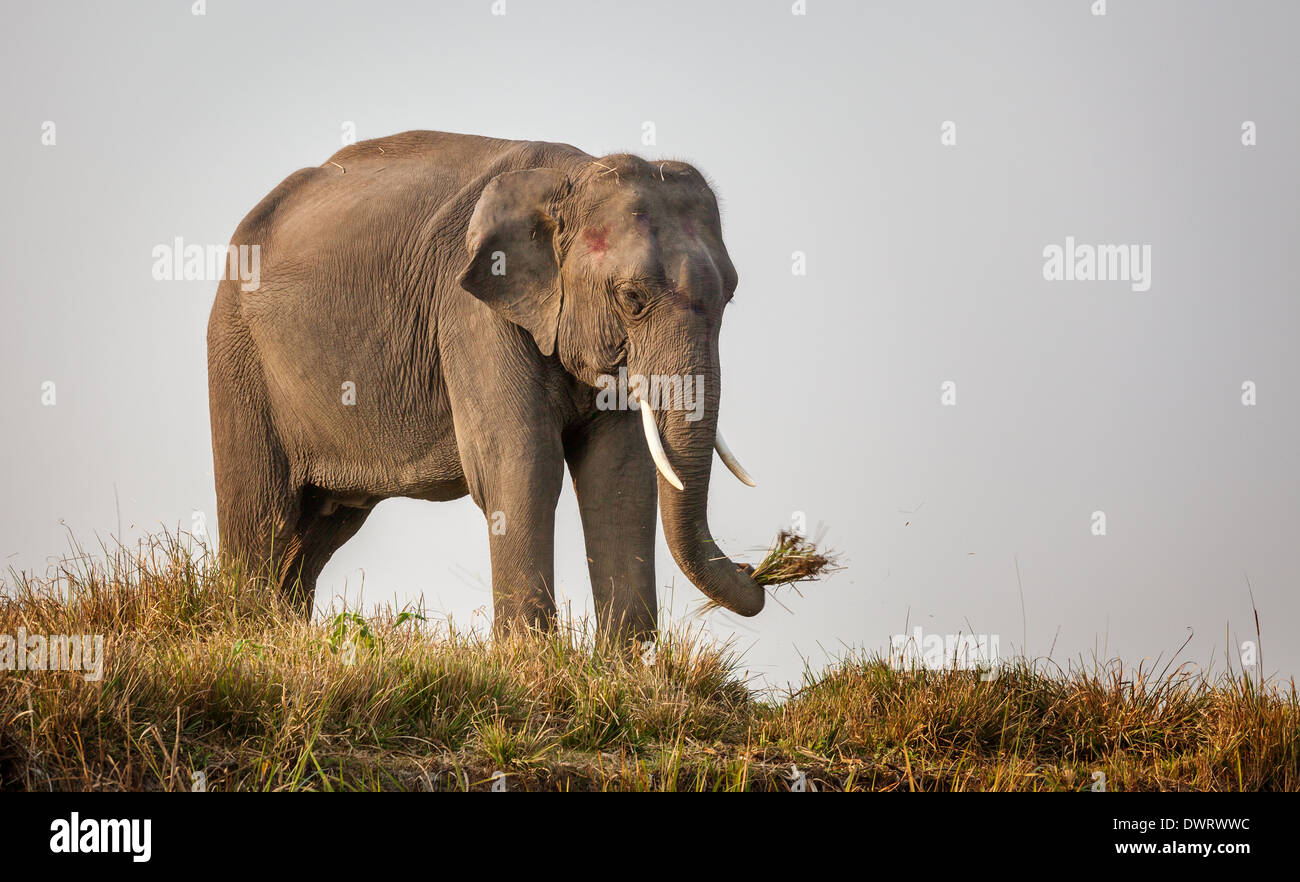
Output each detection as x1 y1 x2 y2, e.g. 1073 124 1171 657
582 226 609 255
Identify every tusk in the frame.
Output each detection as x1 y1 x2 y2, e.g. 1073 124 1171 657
636 397 684 491
714 430 756 487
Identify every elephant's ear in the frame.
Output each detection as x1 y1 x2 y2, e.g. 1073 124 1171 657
459 168 569 357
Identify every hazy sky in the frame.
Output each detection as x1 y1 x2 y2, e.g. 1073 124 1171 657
3 0 1296 691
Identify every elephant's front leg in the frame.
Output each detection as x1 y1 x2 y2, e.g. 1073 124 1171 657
464 435 566 634
565 408 659 644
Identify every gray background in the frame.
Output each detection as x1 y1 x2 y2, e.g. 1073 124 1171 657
3 0 1296 690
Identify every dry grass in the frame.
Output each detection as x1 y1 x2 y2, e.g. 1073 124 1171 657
0 533 1296 791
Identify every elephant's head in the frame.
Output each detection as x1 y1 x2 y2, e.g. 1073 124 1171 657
459 154 764 617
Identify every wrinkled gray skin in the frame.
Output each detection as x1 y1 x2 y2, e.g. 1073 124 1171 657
207 130 764 640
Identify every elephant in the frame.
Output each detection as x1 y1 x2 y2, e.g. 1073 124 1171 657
206 130 764 640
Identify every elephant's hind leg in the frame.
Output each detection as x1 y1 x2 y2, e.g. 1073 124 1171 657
277 496 372 615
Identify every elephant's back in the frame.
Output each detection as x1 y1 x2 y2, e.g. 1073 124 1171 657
234 132 504 260
233 131 586 288
209 131 584 485
326 130 541 175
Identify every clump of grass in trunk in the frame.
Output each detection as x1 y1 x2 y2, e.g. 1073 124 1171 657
701 530 842 613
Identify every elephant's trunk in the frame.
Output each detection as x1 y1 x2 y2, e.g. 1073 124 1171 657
629 351 765 617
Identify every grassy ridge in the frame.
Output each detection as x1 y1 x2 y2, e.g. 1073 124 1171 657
1 535 1296 791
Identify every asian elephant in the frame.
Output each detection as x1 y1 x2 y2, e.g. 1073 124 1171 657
206 130 764 639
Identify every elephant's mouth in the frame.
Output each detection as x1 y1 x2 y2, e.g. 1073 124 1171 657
633 396 755 491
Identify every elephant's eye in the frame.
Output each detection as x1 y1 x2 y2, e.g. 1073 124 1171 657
615 284 648 316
